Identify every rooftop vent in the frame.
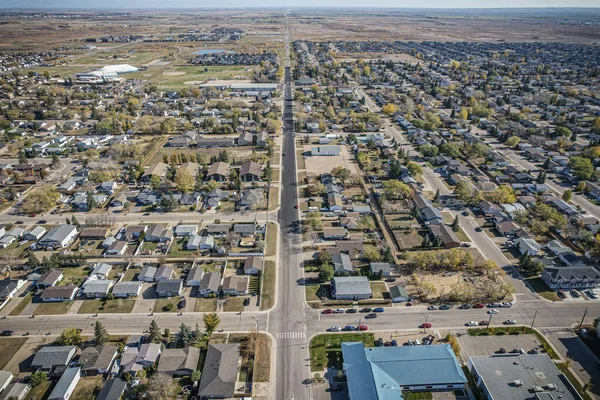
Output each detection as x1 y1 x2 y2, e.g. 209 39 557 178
513 380 523 387
533 386 544 392
545 383 557 390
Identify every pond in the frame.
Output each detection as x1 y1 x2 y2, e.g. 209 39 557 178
194 49 235 55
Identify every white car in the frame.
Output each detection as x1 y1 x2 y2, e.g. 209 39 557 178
330 326 341 332
504 319 517 325
500 302 513 308
487 309 499 314
333 309 345 314
466 321 479 326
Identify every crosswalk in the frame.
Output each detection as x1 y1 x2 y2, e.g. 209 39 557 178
277 332 306 339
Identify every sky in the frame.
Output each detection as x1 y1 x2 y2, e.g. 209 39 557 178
0 0 599 9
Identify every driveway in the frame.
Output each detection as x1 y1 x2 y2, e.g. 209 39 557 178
131 283 157 314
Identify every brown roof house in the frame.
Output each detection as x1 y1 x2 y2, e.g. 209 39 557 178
157 347 201 377
239 161 262 181
243 256 263 275
78 345 118 376
206 162 230 182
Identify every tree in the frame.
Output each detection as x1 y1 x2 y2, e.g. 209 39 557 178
458 107 468 120
452 215 460 232
147 373 174 400
411 274 437 301
86 191 97 211
331 166 351 186
203 312 220 335
71 215 80 228
382 103 398 116
160 118 177 133
191 370 202 383
148 320 162 343
563 189 573 202
419 145 438 158
94 320 109 345
454 181 473 203
30 371 47 387
160 195 178 212
318 262 334 282
177 323 195 347
150 174 161 190
537 171 546 184
57 327 83 347
569 156 594 181
383 246 394 264
175 169 194 193
407 162 423 178
364 247 381 262
18 151 27 164
51 153 61 169
382 180 411 200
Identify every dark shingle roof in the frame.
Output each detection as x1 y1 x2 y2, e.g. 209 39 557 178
198 344 239 398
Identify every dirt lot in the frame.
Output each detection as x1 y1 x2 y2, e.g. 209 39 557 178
302 144 360 176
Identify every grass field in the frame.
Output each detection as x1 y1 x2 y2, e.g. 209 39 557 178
25 380 52 400
77 299 136 314
122 267 141 281
0 337 27 370
268 186 279 211
525 277 560 301
34 301 72 315
154 297 181 313
260 261 276 310
9 292 32 316
310 333 374 371
223 296 246 312
254 333 272 382
370 282 388 300
194 298 218 312
265 222 278 257
153 65 252 90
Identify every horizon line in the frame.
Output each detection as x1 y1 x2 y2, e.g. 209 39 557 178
1 6 600 10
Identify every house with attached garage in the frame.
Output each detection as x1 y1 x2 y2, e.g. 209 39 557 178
83 280 115 298
174 225 198 237
78 345 118 376
186 235 214 251
141 162 168 183
35 269 63 289
154 265 173 281
157 347 201 377
40 285 78 302
145 225 174 243
222 275 249 296
138 265 157 282
331 276 372 300
112 281 143 298
243 256 263 275
515 237 542 256
205 224 230 237
47 367 81 400
31 346 77 372
197 344 240 399
198 272 221 297
234 223 256 237
332 253 354 276
429 224 461 248
91 263 112 279
322 227 348 241
186 267 205 286
156 279 183 297
121 343 161 375
106 240 127 256
24 226 46 241
37 224 78 249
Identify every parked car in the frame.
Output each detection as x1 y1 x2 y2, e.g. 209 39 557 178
357 325 368 331
420 323 432 328
475 227 482 232
330 384 343 392
497 348 507 354
343 325 356 331
345 308 357 314
466 321 479 326
504 319 517 325
391 340 398 346
243 298 250 306
586 290 598 299
360 307 372 313
487 309 499 314
373 307 385 312
375 338 384 347
500 302 513 308
385 277 396 282
459 304 472 309
557 290 567 299
570 290 581 298
473 303 485 308
0 330 13 336
330 326 342 332
322 309 333 314
427 305 438 310
460 243 472 247
333 308 345 314
365 313 377 319
479 320 489 326
439 304 452 310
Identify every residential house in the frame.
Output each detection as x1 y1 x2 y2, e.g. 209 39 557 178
35 269 63 289
389 285 409 302
542 266 600 290
515 237 542 256
198 272 221 297
239 189 264 208
222 276 249 296
430 224 461 248
142 162 168 183
124 225 147 241
157 347 201 377
186 235 214 251
156 279 183 297
96 379 127 400
138 265 157 282
174 225 198 237
31 346 77 371
121 343 161 375
495 221 522 237
335 240 364 255
233 223 256 237
145 225 173 243
24 226 46 241
243 257 263 275
322 227 348 241
0 280 25 301
112 281 143 298
91 263 112 279
38 224 78 249
332 253 354 275
206 162 231 182
79 227 109 240
78 345 118 376
186 267 205 286
197 344 240 399
311 146 341 156
154 266 174 281
40 285 77 302
83 280 115 298
586 181 600 200
331 276 372 300
0 383 29 400
205 224 230 237
239 161 262 181
370 262 391 277
0 371 13 395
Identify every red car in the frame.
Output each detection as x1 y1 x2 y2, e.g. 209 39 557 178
28 214 37 217
557 290 567 299
294 204 298 209
479 320 489 326
357 325 368 331
322 309 333 314
420 323 432 328
473 303 485 308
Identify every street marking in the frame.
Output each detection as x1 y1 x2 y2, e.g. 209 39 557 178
277 332 306 339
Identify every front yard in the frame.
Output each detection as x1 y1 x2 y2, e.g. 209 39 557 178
310 333 374 371
78 299 136 314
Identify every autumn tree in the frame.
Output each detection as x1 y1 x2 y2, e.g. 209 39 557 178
203 312 220 336
382 103 398 116
20 185 60 214
331 166 351 186
174 169 194 193
57 327 83 347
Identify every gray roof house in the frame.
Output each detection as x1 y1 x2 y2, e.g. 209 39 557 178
331 276 372 300
31 346 77 371
138 265 157 282
156 279 183 297
154 265 174 281
198 344 240 399
187 235 214 251
233 223 256 237
157 347 201 376
243 256 263 275
83 280 115 298
515 237 543 256
0 383 30 400
24 226 46 241
40 285 77 302
78 345 118 376
370 262 391 277
112 281 143 298
96 379 127 400
174 225 198 237
542 266 600 290
389 285 409 302
332 253 354 275
199 272 221 297
121 343 161 375
38 224 78 249
205 224 230 236
91 262 112 279
0 371 13 394
186 267 205 286
35 269 63 288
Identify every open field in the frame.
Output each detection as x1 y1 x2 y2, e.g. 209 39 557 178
0 338 28 370
34 301 72 315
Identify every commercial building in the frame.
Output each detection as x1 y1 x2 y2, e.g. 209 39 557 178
331 276 372 300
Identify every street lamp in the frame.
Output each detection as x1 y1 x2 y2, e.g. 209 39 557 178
486 313 494 332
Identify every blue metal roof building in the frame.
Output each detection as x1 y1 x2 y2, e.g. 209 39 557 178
342 343 467 400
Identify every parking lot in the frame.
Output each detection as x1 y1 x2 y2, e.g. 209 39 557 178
458 333 542 360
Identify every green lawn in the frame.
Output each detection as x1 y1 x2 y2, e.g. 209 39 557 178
71 376 103 400
25 380 52 400
370 282 388 300
154 65 251 90
154 297 181 313
404 392 433 400
305 284 331 302
34 301 73 315
194 298 218 312
260 261 276 311
168 238 196 258
525 277 560 301
223 296 246 312
0 337 28 369
9 292 32 316
310 333 374 371
456 228 470 242
78 299 135 314
265 222 278 257
122 267 141 281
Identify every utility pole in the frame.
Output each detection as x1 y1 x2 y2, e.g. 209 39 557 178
578 307 588 330
487 313 494 332
530 310 538 329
